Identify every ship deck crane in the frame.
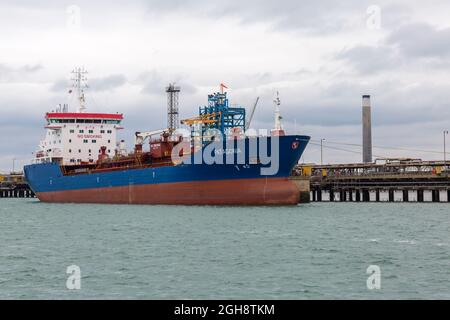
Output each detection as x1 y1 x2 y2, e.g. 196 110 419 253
135 129 167 145
245 97 259 130
180 112 221 126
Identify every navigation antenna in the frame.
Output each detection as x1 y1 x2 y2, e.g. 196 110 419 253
273 91 282 130
71 67 88 113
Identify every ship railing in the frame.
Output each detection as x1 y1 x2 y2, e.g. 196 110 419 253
62 160 177 176
31 157 52 164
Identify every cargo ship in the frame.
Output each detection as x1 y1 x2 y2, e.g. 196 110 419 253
24 69 309 205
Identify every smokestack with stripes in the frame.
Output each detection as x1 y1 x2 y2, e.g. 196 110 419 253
362 95 373 163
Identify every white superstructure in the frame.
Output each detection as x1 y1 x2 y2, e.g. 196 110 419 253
34 68 124 165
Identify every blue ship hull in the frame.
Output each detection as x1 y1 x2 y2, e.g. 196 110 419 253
24 135 309 205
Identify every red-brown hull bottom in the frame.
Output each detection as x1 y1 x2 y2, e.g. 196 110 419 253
36 178 300 205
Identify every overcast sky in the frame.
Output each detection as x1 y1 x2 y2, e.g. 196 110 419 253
1 0 450 171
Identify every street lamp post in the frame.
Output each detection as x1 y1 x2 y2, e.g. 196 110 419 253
320 139 325 165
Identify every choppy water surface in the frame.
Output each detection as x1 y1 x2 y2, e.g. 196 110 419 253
0 199 449 299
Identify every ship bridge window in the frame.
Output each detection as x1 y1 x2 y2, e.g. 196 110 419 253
76 119 85 123
79 130 84 133
92 139 97 143
93 120 101 124
83 139 88 143
107 130 112 134
100 130 105 134
70 130 74 133
88 130 94 134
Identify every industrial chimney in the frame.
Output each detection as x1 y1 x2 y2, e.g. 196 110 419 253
362 95 372 163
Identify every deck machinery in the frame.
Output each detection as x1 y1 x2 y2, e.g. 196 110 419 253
182 92 246 144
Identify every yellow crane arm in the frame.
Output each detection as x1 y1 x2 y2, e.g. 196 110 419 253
181 112 221 126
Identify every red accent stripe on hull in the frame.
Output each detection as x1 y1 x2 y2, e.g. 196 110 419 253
36 178 300 205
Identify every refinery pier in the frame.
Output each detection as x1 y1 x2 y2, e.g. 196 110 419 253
295 159 450 203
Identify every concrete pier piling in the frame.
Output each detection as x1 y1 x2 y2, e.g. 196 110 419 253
0 187 35 198
307 187 449 203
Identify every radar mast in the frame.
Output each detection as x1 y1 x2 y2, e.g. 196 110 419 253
271 91 285 136
71 67 88 113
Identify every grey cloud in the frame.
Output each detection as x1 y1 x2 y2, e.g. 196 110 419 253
336 22 450 74
387 23 450 58
284 69 313 77
4 0 388 35
335 45 399 73
178 82 197 95
0 64 43 73
21 64 43 72
145 0 371 34
89 74 127 91
139 70 165 95
0 63 43 81
50 74 127 93
239 78 450 129
139 70 197 95
50 78 69 92
3 0 450 168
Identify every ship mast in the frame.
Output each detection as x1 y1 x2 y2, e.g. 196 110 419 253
273 91 282 131
271 91 285 136
71 67 88 113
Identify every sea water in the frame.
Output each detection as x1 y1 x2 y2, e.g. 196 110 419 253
0 199 449 299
